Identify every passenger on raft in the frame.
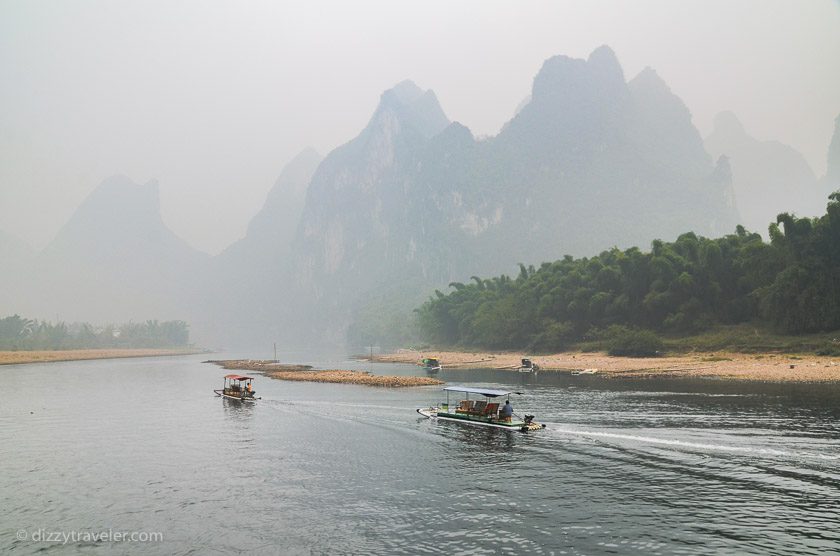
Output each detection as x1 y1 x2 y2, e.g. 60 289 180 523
500 400 513 421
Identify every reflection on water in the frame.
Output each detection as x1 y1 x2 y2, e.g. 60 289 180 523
1 354 839 555
221 396 255 420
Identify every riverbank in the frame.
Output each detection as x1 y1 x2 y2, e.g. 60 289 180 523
371 349 840 382
208 359 443 387
0 348 206 366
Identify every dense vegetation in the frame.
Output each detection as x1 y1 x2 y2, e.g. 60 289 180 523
0 315 190 350
416 193 840 354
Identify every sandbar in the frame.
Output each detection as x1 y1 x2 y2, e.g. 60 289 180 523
209 359 442 387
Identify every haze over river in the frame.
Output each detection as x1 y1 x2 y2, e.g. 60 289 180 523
2 354 839 555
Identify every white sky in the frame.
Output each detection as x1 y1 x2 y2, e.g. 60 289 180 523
1 0 839 254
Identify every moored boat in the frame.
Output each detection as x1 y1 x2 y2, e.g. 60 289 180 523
420 357 442 373
214 374 261 401
417 386 545 432
517 358 540 373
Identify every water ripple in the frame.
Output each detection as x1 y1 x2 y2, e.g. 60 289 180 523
2 358 839 554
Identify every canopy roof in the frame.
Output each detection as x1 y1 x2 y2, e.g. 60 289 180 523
224 374 254 381
444 386 510 397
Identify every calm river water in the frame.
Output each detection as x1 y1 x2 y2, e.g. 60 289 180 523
2 353 839 555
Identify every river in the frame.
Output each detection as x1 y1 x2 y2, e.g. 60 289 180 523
2 353 839 554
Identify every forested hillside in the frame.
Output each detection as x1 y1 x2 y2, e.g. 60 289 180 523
416 194 840 352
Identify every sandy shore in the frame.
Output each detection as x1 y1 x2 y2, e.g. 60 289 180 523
208 360 443 387
0 348 206 366
372 349 840 382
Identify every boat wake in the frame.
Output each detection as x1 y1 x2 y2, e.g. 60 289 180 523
542 424 840 462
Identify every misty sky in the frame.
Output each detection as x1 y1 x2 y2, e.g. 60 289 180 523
2 0 839 254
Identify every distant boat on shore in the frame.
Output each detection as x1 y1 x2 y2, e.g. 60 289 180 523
420 357 442 373
517 358 540 373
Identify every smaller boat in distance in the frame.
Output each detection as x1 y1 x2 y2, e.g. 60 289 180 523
214 374 261 401
517 358 540 373
417 386 545 432
420 357 442 373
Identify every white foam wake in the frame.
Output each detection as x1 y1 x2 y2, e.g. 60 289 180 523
545 425 840 461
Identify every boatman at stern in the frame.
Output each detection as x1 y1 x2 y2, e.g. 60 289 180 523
500 400 513 421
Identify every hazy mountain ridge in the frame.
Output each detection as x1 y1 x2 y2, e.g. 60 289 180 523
295 81 450 288
199 148 323 346
273 81 453 343
823 114 840 195
440 47 737 265
241 147 323 253
215 147 322 276
705 111 821 233
415 47 736 268
41 175 205 266
21 175 210 323
289 46 741 344
14 48 837 349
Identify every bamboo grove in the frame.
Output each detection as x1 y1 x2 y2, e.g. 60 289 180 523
416 193 840 351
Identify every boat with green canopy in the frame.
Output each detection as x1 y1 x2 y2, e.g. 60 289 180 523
420 357 441 373
417 386 545 432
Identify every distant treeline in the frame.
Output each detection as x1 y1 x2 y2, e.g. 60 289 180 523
416 193 840 352
0 316 190 350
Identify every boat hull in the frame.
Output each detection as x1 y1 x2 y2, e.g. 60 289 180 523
417 407 545 432
214 389 260 401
